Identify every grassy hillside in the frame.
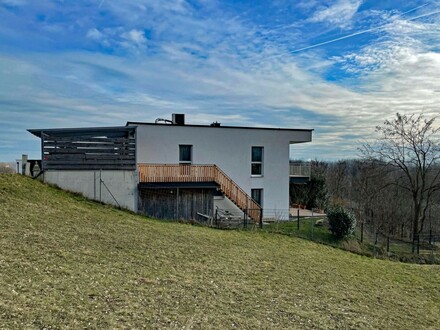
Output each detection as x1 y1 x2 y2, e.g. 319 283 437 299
1 174 439 329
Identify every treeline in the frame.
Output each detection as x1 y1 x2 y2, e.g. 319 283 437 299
291 159 440 240
291 113 440 246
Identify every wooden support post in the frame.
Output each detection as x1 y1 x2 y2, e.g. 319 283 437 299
259 209 263 229
176 187 180 220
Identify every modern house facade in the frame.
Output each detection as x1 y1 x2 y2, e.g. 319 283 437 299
28 114 312 223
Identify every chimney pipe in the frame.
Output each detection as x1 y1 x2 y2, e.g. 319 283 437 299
172 114 185 125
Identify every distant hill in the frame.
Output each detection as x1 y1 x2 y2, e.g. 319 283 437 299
0 174 439 329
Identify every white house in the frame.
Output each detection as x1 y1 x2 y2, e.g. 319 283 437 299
28 114 312 224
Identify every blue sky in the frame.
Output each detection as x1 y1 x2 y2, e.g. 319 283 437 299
0 0 439 161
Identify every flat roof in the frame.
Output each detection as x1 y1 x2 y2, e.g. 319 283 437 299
126 121 313 132
28 126 136 138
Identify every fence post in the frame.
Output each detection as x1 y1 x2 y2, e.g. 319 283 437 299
243 209 247 229
360 222 364 243
259 209 263 229
374 229 379 256
386 235 390 253
417 235 421 254
297 209 300 230
215 208 218 227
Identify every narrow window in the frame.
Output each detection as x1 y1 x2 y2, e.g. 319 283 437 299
251 146 263 175
251 189 263 207
179 145 192 163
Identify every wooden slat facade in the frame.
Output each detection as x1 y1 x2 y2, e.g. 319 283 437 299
138 164 262 221
41 128 136 171
138 188 214 221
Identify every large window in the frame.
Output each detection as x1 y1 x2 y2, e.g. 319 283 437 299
251 189 263 207
179 145 192 163
251 146 263 175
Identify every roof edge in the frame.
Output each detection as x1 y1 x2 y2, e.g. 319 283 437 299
126 121 314 132
27 126 135 138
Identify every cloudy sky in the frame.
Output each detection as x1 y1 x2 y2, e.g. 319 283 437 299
0 0 439 161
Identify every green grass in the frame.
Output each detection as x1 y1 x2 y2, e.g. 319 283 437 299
1 174 440 329
266 218 440 264
265 217 336 243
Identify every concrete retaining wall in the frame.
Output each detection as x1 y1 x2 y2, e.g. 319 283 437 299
43 170 137 211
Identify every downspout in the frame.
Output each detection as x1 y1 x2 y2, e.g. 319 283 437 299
133 126 139 213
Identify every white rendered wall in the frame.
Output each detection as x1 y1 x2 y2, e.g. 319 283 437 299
44 170 137 211
134 124 311 218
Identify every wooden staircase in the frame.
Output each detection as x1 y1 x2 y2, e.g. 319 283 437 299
137 164 262 221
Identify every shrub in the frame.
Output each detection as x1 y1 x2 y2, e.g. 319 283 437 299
327 206 356 239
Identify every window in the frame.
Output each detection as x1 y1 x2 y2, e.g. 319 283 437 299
179 145 192 163
251 146 263 175
251 189 263 207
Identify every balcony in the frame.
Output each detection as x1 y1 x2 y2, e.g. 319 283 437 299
290 162 311 183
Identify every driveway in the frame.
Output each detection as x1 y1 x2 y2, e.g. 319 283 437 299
290 207 326 217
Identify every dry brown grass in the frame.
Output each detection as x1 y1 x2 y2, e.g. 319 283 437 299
1 174 440 329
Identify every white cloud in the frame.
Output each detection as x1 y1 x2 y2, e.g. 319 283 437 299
86 28 104 41
86 27 147 50
1 0 440 161
121 29 147 48
308 0 362 28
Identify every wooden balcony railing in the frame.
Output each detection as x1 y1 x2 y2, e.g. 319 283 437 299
138 164 262 221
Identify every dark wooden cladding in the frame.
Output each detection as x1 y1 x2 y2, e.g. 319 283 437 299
44 146 135 154
44 137 135 143
46 155 135 161
41 127 136 170
42 165 136 171
138 188 214 220
43 142 136 149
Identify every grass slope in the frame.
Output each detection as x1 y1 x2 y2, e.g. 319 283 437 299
1 174 439 329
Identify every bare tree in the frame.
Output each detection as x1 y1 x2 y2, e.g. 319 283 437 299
326 160 346 204
361 113 440 250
